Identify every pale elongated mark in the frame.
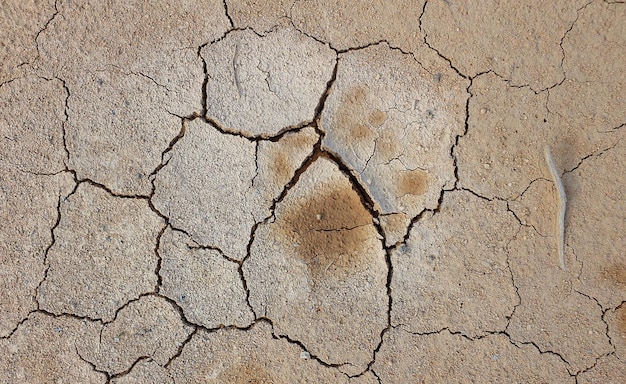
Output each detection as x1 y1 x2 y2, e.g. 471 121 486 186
544 145 567 271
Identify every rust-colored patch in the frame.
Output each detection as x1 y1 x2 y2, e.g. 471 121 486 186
277 183 375 280
270 150 291 183
376 130 398 160
369 109 387 126
351 123 374 140
220 360 274 384
602 263 626 288
346 86 367 104
396 169 430 196
332 85 377 142
267 130 317 184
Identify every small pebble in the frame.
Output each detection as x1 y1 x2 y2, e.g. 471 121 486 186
300 351 310 360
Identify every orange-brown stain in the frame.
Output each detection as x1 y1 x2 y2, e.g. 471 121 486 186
220 360 275 384
270 150 291 183
346 86 367 104
268 130 317 184
350 123 374 140
276 183 375 281
376 131 398 159
369 109 387 127
332 85 377 142
396 169 430 196
603 263 626 288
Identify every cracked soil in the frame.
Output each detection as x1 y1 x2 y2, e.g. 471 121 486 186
1 0 625 382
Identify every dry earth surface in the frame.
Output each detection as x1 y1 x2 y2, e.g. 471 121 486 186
1 0 625 382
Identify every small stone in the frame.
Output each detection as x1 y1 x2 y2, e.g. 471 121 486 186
300 351 310 360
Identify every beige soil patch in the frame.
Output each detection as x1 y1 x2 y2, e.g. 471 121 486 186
1 0 624 382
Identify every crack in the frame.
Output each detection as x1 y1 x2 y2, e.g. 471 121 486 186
71 176 151 199
163 327 198 368
505 200 545 238
575 352 620 383
563 141 619 175
487 68 555 94
391 182 449 250
597 121 625 133
39 308 104 325
0 77 19 89
449 71 474 190
198 44 210 117
502 331 574 375
76 345 111 381
149 119 187 182
312 52 339 128
1 309 107 341
153 225 167 293
286 14 336 49
574 289 613 347
33 0 60 63
421 8 468 80
107 356 152 382
197 26 340 140
133 71 171 92
34 194 63 310
370 369 383 384
504 226 523 331
262 317 351 376
55 76 72 163
0 310 38 340
604 301 626 350
362 326 391 380
222 0 234 28
398 325 475 341
510 177 548 201
559 0 595 81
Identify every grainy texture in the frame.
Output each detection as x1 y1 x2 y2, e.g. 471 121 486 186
0 168 73 337
244 158 387 375
152 119 259 261
422 0 588 90
0 75 67 174
0 313 104 383
321 43 467 241
159 228 254 328
391 191 518 337
0 74 74 337
0 0 56 83
167 322 352 383
291 0 427 53
79 295 193 375
567 114 626 311
507 227 613 373
2 0 625 381
202 28 335 137
33 0 230 195
577 353 626 384
38 183 164 321
110 359 173 384
373 327 573 383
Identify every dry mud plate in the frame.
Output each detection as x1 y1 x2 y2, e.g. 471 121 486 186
1 0 625 383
